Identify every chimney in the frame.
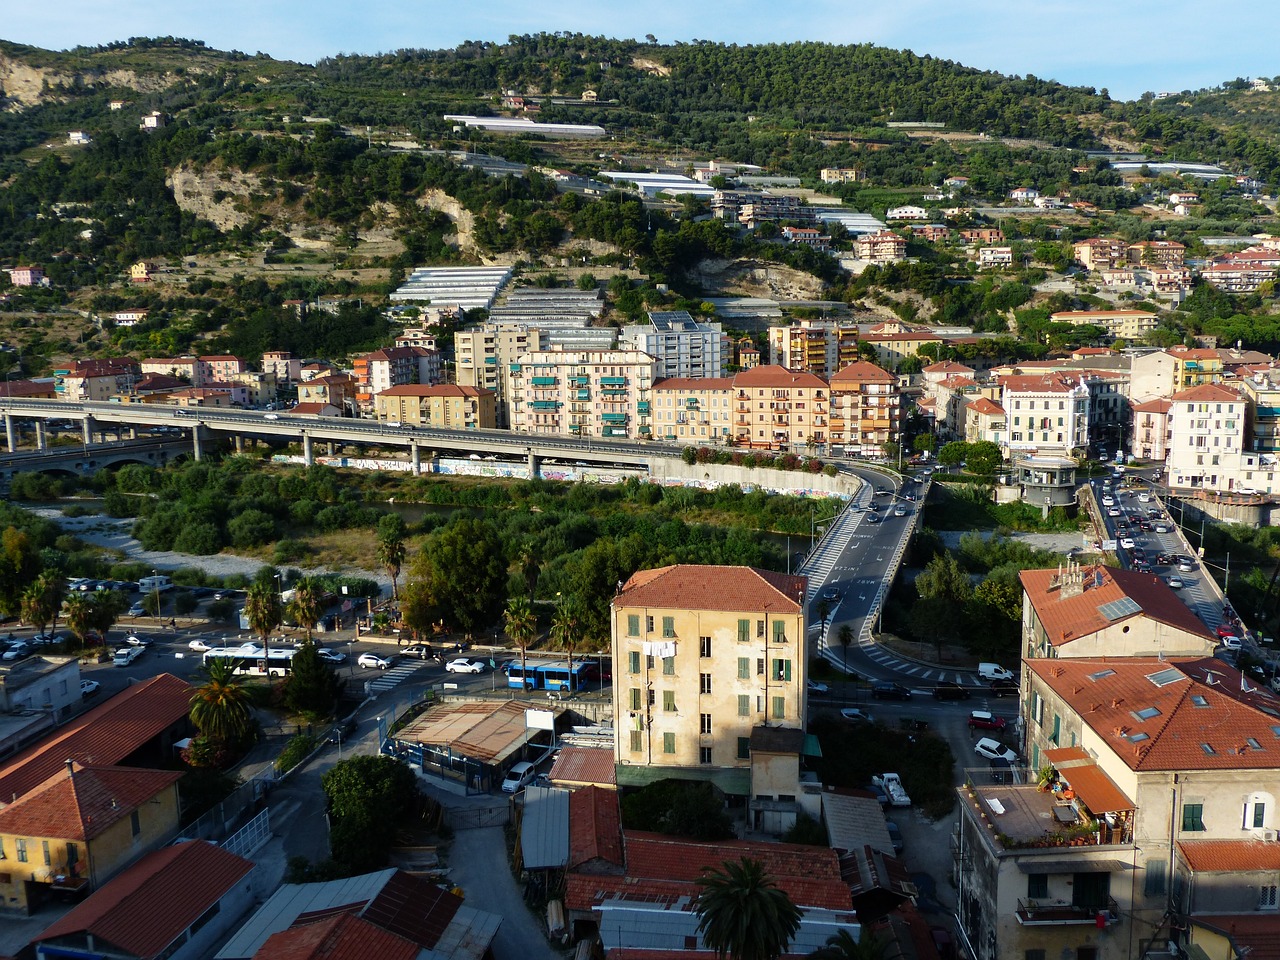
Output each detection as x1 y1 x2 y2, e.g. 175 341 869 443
65 758 75 776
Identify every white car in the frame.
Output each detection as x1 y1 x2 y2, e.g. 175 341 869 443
127 601 146 617
893 505 907 517
1178 559 1196 573
124 634 152 647
1101 495 1115 507
2 642 31 662
80 679 101 697
974 737 1018 764
358 652 394 669
187 638 213 652
501 761 536 794
317 648 346 664
1107 507 1121 517
1139 492 1152 503
807 680 830 694
1166 575 1184 589
840 707 874 723
1120 537 1136 550
445 657 487 674
1221 635 1243 651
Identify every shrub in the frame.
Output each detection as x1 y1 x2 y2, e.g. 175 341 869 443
173 522 223 555
228 508 277 548
275 733 318 774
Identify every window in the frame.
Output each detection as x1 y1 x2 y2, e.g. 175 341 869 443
1050 714 1061 745
757 658 765 676
1255 802 1268 829
699 747 713 765
1144 859 1167 897
629 688 641 711
42 840 50 866
662 656 675 676
646 615 654 633
772 659 792 682
627 614 640 636
737 737 751 760
663 690 676 712
630 730 642 752
629 651 640 674
662 616 675 638
15 839 27 863
772 620 786 645
1259 885 1278 910
1027 873 1048 899
756 619 766 638
737 657 750 679
1182 803 1205 832
738 695 750 717
700 674 712 695
131 810 142 837
738 619 750 642
699 636 712 658
663 733 675 754
65 843 77 869
772 696 786 720
700 713 712 734
647 688 655 706
1024 951 1046 960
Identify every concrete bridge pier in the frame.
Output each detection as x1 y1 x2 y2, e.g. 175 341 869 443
411 442 421 476
527 448 539 480
35 420 47 451
191 426 204 461
234 435 244 454
82 416 94 446
4 415 15 453
303 433 314 467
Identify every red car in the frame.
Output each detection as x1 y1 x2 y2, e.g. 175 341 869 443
1217 623 1240 639
968 710 1007 731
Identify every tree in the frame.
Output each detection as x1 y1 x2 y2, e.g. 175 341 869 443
321 755 418 873
807 929 887 960
243 579 283 670
403 519 507 637
189 657 253 748
284 640 342 718
63 593 93 649
693 857 802 960
837 624 854 694
0 527 42 617
937 440 969 467
375 514 407 601
913 433 936 454
504 595 537 688
88 590 123 646
288 576 323 641
966 440 1003 477
550 595 584 686
21 572 62 635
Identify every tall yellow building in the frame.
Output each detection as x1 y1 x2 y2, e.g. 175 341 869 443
611 565 808 814
373 384 497 429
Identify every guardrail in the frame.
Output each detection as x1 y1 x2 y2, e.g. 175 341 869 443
858 478 931 643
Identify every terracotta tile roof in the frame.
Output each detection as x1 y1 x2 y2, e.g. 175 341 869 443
569 785 624 869
551 747 616 787
1189 915 1280 960
1050 310 1158 321
999 372 1083 394
967 398 1005 416
256 913 421 960
830 361 894 384
652 378 736 392
0 673 191 804
1027 656 1280 772
732 365 828 389
1132 398 1174 413
36 840 253 959
286 402 339 416
1018 565 1214 646
62 358 139 377
0 762 180 840
1178 840 1280 873
616 565 805 614
376 384 491 398
1172 384 1241 403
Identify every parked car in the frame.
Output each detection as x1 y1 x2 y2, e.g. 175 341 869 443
80 679 101 697
974 737 1018 763
885 820 905 854
127 601 147 617
865 781 890 807
317 648 346 664
968 710 1007 731
358 652 394 669
989 679 1019 697
2 642 31 662
840 707 875 724
931 681 971 701
871 681 911 701
501 761 536 794
445 657 487 674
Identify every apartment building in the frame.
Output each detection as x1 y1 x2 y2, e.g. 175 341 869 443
767 319 859 379
261 351 301 385
1130 398 1174 462
1166 383 1247 492
353 346 441 406
958 654 1280 960
964 397 1007 447
827 361 900 458
373 384 497 429
456 325 538 427
54 358 140 402
651 377 735 444
611 565 807 814
1001 373 1090 458
1240 368 1280 455
730 365 830 451
1073 238 1130 271
857 331 946 369
1128 240 1186 267
852 231 907 263
1050 310 1159 340
620 311 726 380
978 246 1014 268
819 167 864 184
296 374 357 413
508 348 655 439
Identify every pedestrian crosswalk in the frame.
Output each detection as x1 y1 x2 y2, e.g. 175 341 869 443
362 659 427 695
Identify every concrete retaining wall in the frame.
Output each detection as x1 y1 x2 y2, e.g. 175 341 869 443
645 458 860 499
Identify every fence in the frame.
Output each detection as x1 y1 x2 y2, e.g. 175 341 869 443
180 767 275 845
221 808 272 858
859 478 931 643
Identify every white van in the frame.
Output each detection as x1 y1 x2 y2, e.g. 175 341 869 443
978 663 1015 682
138 575 174 593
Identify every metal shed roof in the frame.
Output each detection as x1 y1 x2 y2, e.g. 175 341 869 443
520 785 571 870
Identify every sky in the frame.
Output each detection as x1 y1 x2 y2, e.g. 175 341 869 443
4 1 1277 102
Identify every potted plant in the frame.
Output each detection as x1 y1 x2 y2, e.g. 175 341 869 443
1036 765 1058 792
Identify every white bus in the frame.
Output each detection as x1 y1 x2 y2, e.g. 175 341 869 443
202 643 297 678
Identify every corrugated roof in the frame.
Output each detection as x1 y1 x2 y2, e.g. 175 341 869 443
569 785 624 869
549 746 616 787
0 762 181 840
521 785 571 870
0 673 191 805
1028 656 1280 772
1178 840 1280 872
1056 761 1133 813
1019 565 1214 647
37 840 253 959
255 913 420 960
616 565 805 615
395 700 548 765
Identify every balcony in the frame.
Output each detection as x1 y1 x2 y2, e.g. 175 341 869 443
575 389 592 400
529 400 561 411
531 377 558 386
1016 897 1119 926
601 377 627 386
602 413 628 423
568 376 590 386
637 402 651 414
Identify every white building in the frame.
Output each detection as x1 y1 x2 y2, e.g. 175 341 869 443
508 348 656 439
620 311 726 380
1166 384 1247 492
1001 373 1090 458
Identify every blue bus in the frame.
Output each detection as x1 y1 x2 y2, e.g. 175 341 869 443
505 658 597 692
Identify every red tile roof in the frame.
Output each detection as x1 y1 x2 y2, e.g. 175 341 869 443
1027 656 1280 772
1171 384 1241 403
551 747 617 787
0 762 181 840
967 397 1005 416
1132 398 1173 413
732 365 828 389
255 913 420 960
569 784 624 869
377 384 491 398
999 372 1083 394
1019 565 1214 646
1189 915 1280 960
1178 840 1280 873
0 673 191 805
37 840 253 959
830 361 894 384
617 565 805 614
286 402 339 416
652 378 736 392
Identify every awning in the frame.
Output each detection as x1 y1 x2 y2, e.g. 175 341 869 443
614 764 751 796
1061 763 1134 814
1045 745 1091 766
804 734 823 759
1017 859 1130 874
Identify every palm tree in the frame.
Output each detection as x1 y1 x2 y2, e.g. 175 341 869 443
517 540 542 601
88 591 123 648
63 593 93 649
503 596 537 690
376 524 407 602
693 857 802 960
550 596 583 691
807 929 886 960
20 573 61 636
287 577 323 642
243 580 283 674
189 657 253 745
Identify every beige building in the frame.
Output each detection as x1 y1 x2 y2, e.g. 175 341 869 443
509 348 656 439
456 325 542 427
1166 383 1247 492
651 377 735 444
1130 397 1173 462
1073 237 1129 271
611 565 808 816
1050 309 1159 340
730 365 830 451
828 360 900 458
373 384 497 429
767 320 859 379
54 359 140 402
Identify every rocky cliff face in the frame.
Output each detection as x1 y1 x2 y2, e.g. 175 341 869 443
0 52 179 110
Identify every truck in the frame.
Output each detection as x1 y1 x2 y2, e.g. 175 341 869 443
872 772 912 808
113 646 144 667
138 575 174 594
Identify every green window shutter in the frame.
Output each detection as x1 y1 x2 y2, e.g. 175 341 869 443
629 688 641 711
737 657 749 679
662 656 675 675
736 737 751 760
663 690 676 712
627 614 640 636
773 620 786 644
628 651 640 674
737 618 750 642
663 732 675 754
738 694 750 716
772 696 785 720
630 730 642 752
662 616 675 637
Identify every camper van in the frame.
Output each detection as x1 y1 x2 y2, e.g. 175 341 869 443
138 575 174 593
